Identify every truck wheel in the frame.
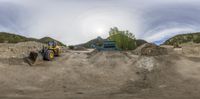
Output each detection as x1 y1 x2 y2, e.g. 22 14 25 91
44 50 54 61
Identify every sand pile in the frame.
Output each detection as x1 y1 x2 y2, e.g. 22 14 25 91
0 41 45 58
0 41 46 65
60 51 139 88
85 52 169 91
133 43 168 56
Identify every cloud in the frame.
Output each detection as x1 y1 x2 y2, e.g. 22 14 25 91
139 3 200 44
0 2 30 35
0 0 200 45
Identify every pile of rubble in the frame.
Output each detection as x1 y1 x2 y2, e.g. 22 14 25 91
0 41 46 58
133 43 168 56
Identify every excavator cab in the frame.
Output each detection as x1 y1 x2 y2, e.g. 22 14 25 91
48 41 57 48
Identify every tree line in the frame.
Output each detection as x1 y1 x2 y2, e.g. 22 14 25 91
108 27 137 50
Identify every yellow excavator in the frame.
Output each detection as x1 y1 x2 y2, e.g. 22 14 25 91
26 41 61 65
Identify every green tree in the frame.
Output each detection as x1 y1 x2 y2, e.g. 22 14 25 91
108 27 136 50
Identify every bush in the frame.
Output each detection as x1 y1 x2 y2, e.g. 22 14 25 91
108 27 137 50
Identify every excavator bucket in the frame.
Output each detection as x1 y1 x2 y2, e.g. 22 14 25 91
25 51 44 66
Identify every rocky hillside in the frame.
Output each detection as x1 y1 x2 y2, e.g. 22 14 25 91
164 32 200 45
0 32 37 43
39 37 65 46
77 36 106 48
0 32 65 46
136 39 147 47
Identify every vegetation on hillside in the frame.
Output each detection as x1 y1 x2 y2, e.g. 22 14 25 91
0 32 37 43
39 37 65 46
0 32 65 46
108 27 137 50
164 32 200 45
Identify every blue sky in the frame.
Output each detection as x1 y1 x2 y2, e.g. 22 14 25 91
0 0 200 45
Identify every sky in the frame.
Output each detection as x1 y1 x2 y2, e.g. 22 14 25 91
0 0 200 45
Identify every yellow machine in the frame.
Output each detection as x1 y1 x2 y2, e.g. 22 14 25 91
43 41 61 60
26 41 61 65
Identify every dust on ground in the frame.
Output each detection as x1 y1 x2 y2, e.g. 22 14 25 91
0 42 200 99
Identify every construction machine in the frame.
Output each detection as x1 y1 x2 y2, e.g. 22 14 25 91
96 40 119 51
26 41 61 65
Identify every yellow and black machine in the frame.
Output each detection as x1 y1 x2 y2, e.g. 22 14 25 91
43 41 61 60
26 41 61 65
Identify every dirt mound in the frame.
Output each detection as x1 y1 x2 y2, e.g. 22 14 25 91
63 52 185 96
0 41 46 65
0 41 45 59
133 43 168 56
87 52 169 90
66 51 139 87
120 55 175 93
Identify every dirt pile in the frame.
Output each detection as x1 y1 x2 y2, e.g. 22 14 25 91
133 43 168 56
64 51 139 87
86 52 173 93
0 41 45 58
0 41 46 65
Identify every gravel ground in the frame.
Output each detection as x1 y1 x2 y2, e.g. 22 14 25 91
0 42 200 99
